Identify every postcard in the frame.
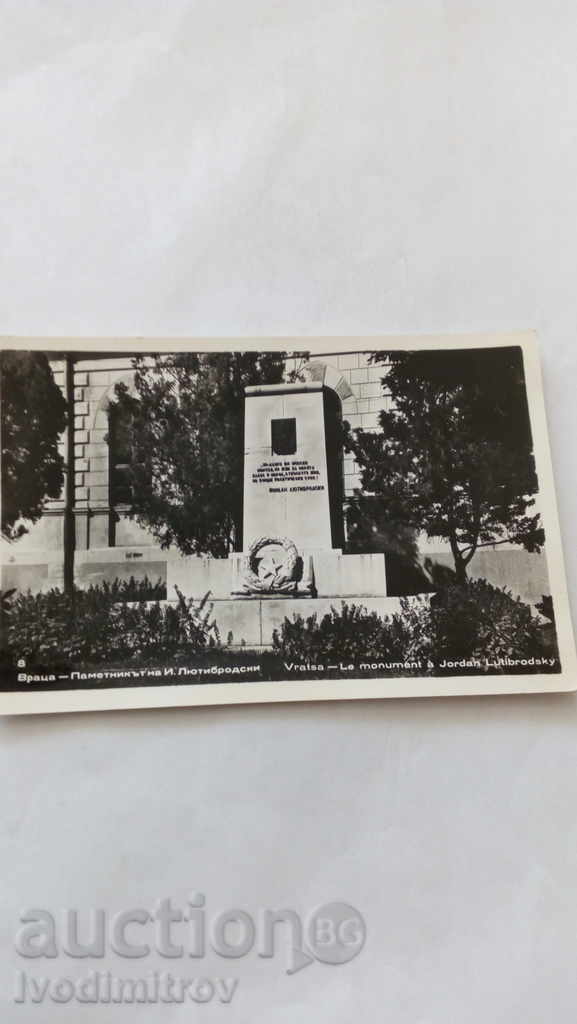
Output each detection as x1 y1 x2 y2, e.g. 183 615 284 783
0 332 574 714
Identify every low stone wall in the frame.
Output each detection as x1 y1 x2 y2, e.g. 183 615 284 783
168 595 407 649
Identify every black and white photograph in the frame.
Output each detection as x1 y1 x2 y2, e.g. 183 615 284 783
0 334 574 714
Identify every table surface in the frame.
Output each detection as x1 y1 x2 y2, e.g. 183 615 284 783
1 2 576 1020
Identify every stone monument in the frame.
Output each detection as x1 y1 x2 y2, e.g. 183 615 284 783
243 381 333 550
232 380 387 603
160 375 401 646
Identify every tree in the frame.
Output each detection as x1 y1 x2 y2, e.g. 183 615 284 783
112 351 307 557
344 346 543 584
1 351 67 540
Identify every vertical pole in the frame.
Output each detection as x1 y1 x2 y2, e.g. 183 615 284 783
63 355 75 596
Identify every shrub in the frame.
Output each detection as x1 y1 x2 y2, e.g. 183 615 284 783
1 579 218 668
272 602 414 662
424 579 548 662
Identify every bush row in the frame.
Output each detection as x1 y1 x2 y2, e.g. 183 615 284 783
273 579 555 667
1 578 218 668
0 576 557 674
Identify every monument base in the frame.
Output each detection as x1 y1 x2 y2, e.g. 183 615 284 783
170 595 407 649
169 548 391 648
227 549 387 600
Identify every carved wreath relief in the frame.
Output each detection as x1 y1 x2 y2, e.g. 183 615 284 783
238 537 300 595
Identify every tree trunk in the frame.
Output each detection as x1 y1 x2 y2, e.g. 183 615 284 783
449 529 468 585
454 558 468 585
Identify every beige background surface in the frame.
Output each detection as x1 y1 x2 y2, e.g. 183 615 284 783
1 2 577 1021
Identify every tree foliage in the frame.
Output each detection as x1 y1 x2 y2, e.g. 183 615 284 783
1 351 67 540
112 351 306 557
344 346 543 582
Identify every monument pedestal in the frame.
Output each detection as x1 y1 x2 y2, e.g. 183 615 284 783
162 548 390 648
198 594 405 649
229 549 387 600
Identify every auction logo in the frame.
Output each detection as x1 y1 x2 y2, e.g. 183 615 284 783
13 896 366 1005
